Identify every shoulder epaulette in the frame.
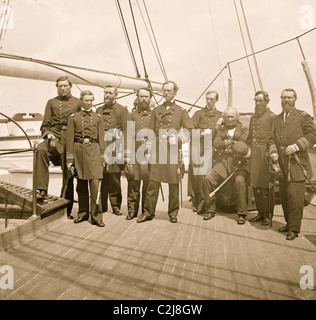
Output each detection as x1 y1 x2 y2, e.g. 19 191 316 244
70 113 75 117
97 114 101 118
301 111 307 117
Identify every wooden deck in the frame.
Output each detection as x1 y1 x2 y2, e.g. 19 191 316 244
1 174 316 300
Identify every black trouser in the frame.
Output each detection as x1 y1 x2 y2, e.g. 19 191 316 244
203 167 248 216
127 179 149 216
279 178 305 233
36 139 74 215
253 187 274 219
76 179 103 223
101 171 122 212
143 180 179 219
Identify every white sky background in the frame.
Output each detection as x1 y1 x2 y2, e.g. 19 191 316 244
0 0 316 118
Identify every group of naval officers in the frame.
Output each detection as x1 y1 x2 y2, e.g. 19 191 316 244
34 76 316 241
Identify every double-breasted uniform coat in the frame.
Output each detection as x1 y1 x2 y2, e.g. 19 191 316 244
246 108 276 220
66 109 105 223
142 101 194 219
268 108 316 233
126 107 152 217
36 94 81 216
188 107 222 212
96 102 129 213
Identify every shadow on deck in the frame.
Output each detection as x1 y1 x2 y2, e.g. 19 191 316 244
0 174 316 300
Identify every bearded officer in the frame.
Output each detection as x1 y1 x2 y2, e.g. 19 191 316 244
125 88 153 220
247 91 276 226
137 81 194 223
202 107 250 224
96 85 129 216
268 88 316 240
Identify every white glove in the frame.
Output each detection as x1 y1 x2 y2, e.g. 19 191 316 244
270 153 279 162
47 133 56 140
285 144 298 155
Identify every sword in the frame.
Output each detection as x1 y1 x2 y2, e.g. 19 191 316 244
178 146 183 208
159 183 165 202
95 179 102 214
62 164 75 198
209 167 238 198
291 152 316 192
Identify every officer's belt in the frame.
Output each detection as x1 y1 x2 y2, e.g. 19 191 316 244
75 138 97 144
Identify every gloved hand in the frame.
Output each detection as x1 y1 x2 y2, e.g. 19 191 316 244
67 163 75 176
270 153 279 162
47 133 56 140
285 144 298 155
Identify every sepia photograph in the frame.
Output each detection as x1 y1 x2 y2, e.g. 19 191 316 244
0 0 316 303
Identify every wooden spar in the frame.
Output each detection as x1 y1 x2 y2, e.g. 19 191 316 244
301 60 316 126
0 55 163 91
227 77 233 107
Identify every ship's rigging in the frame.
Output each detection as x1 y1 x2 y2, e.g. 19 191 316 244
0 0 315 118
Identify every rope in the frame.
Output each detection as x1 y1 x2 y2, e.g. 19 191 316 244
189 64 228 112
191 27 316 110
239 0 263 91
229 27 316 65
129 0 148 79
233 0 256 92
208 0 227 105
115 0 141 78
136 0 168 81
296 37 306 60
142 0 168 81
0 0 11 46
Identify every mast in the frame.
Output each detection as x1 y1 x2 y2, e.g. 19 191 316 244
0 54 163 91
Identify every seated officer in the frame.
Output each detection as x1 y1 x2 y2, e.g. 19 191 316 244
202 107 250 225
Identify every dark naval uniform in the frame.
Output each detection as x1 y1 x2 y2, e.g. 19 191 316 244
203 122 249 218
188 107 222 213
247 108 276 221
269 108 316 234
66 109 105 224
126 107 152 218
36 95 81 215
96 102 129 214
141 101 194 221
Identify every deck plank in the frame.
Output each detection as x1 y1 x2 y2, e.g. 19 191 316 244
1 175 316 300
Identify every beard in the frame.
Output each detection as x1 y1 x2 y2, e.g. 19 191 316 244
281 101 294 113
255 105 267 116
138 102 149 111
104 98 115 106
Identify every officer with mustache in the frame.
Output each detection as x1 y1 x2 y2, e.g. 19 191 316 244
268 88 316 240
